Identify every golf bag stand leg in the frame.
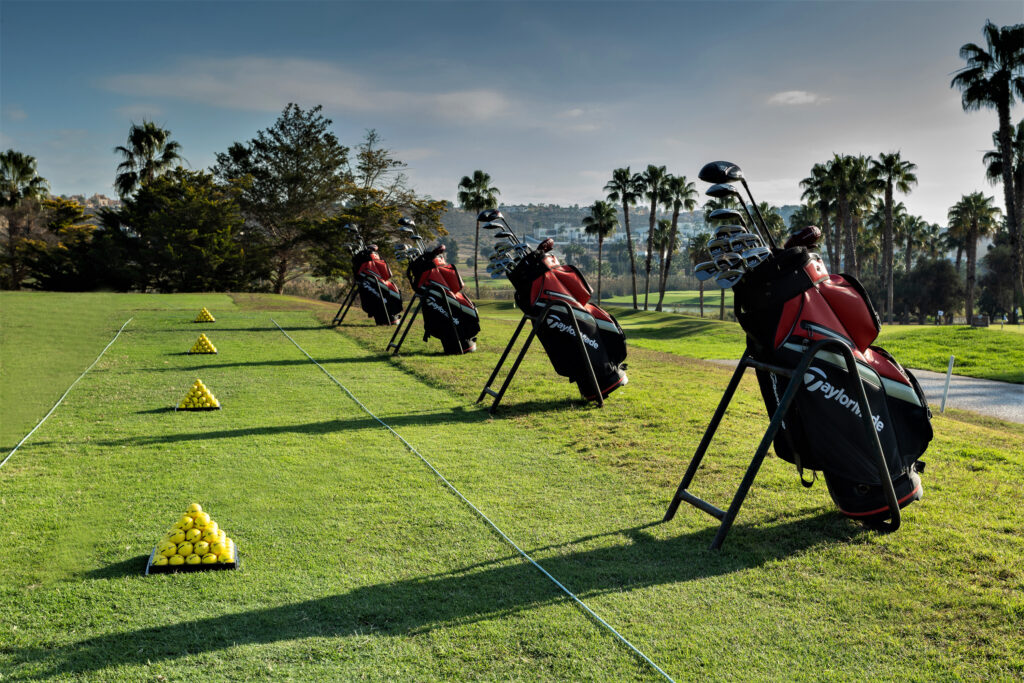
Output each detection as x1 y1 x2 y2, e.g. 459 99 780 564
387 294 422 355
332 286 359 326
477 314 532 413
661 339 901 550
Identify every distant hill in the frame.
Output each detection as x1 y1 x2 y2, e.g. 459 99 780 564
440 202 801 251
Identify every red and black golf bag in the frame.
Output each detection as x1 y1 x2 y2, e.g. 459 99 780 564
506 239 628 400
351 246 403 325
733 247 932 523
405 245 480 354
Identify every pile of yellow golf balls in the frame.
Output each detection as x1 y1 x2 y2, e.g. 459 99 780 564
194 307 216 322
151 503 236 568
188 333 218 354
178 379 220 410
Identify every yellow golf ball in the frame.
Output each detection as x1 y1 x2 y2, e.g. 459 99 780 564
193 512 211 527
158 544 177 558
169 555 185 566
187 502 203 516
186 554 202 565
153 556 169 566
217 552 233 564
201 531 218 545
169 530 186 544
210 541 226 556
194 541 210 556
177 516 194 531
201 553 218 565
204 521 218 536
177 542 194 556
185 528 202 543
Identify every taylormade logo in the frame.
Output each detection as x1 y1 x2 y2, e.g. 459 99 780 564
359 279 381 299
546 314 598 349
803 366 884 432
426 297 457 323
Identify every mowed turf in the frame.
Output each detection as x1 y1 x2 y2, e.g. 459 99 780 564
0 293 1022 680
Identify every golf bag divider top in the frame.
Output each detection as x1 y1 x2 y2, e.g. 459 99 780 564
662 338 903 550
387 244 479 355
333 245 403 327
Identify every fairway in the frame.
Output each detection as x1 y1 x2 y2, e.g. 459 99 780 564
1 293 1022 680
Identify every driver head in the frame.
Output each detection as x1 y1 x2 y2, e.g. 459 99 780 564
708 208 744 225
698 160 744 185
398 217 416 228
705 183 742 200
478 209 503 223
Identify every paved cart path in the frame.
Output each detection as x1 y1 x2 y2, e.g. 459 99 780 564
708 360 1024 424
907 368 1024 424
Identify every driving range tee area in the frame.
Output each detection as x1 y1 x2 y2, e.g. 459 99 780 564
0 292 1020 681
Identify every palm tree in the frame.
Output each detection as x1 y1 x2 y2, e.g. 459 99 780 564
688 231 713 318
640 164 668 310
949 193 1001 322
457 170 500 299
756 201 787 246
983 120 1024 242
604 167 644 309
1 150 50 207
800 163 837 270
788 202 820 235
1 150 50 289
869 152 918 323
581 200 618 303
114 120 184 198
952 20 1024 321
657 175 697 311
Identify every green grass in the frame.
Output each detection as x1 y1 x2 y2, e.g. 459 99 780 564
603 289 733 310
1 293 1022 680
875 325 1024 383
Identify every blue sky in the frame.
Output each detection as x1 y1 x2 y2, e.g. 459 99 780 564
2 0 1022 224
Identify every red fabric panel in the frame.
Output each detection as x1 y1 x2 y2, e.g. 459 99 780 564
817 275 878 350
774 296 805 349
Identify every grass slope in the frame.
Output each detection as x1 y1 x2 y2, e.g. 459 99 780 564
0 293 1021 680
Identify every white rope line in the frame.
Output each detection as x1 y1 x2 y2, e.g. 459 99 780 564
271 319 674 682
1 318 133 470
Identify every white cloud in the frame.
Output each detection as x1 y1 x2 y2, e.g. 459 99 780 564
4 105 27 121
101 57 514 124
766 90 830 106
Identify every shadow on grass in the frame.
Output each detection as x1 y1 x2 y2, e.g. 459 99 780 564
82 554 150 580
135 407 176 415
151 325 329 333
95 408 491 447
9 513 858 676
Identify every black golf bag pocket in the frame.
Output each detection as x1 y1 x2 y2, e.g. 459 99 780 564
421 287 480 354
357 272 403 325
824 466 923 524
533 304 627 399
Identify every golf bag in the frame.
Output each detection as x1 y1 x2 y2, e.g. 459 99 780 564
507 240 628 400
353 246 403 325
406 245 480 353
733 247 932 523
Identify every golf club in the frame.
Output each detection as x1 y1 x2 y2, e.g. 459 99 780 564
714 224 745 239
694 260 720 282
707 237 733 258
698 161 777 249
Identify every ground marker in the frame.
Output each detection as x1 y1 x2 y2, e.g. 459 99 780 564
1 318 133 470
271 318 675 682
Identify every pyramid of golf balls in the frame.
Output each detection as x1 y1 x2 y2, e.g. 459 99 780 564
188 333 218 354
194 307 216 322
178 379 221 410
151 503 236 568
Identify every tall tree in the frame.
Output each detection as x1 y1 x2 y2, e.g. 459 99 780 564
952 20 1024 321
657 175 697 311
688 231 713 318
869 152 918 324
212 103 350 294
114 120 184 198
0 150 50 288
640 164 668 310
827 154 875 277
948 192 1001 322
581 200 619 302
982 119 1024 247
457 170 500 299
604 167 644 309
800 163 837 270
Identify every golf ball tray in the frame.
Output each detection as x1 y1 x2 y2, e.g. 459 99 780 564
174 405 221 411
145 545 240 575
